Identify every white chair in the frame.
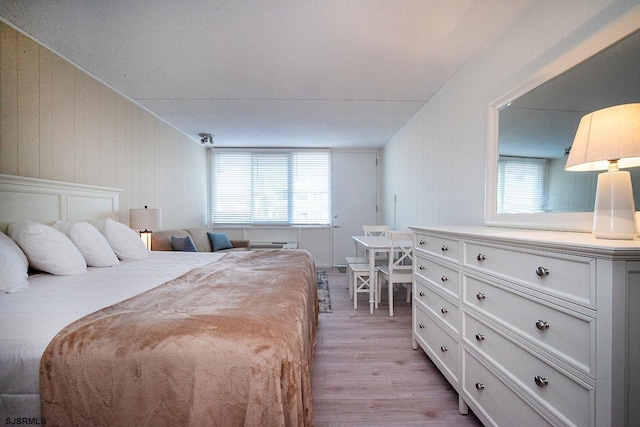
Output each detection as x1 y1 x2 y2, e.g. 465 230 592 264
345 254 388 298
361 224 391 263
376 231 413 316
350 263 375 310
362 225 390 236
345 256 368 299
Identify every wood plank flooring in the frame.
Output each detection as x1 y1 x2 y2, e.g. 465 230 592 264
312 268 482 426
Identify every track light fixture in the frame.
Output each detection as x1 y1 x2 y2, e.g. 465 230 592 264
198 133 213 145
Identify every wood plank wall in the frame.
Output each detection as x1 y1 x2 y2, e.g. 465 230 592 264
0 21 208 228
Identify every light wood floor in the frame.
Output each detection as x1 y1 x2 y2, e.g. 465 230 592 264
312 268 482 426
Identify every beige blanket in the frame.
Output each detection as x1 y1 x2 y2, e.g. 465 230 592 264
40 250 318 426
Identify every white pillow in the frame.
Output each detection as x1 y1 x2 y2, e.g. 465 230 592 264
0 230 29 293
91 218 148 261
7 221 87 275
53 221 120 267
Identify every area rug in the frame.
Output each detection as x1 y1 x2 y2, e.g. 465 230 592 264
316 271 332 313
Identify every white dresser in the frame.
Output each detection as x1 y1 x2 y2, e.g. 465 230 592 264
409 226 640 427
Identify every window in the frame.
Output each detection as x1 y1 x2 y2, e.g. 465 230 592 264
497 157 546 213
211 150 331 225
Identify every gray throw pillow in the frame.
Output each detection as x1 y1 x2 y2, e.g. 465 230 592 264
171 235 198 252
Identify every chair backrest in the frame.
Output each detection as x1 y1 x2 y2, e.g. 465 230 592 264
387 231 413 272
362 225 390 236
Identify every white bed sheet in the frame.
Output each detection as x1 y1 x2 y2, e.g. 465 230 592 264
0 251 225 419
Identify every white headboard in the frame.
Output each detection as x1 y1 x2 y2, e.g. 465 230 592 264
0 174 121 233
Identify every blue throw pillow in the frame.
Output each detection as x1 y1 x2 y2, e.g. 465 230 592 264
171 236 198 252
207 232 233 251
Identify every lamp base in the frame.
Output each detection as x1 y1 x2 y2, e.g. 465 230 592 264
139 230 152 250
592 170 637 239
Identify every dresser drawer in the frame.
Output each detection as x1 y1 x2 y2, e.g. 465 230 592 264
464 313 593 427
415 279 459 333
463 349 555 427
414 232 460 263
464 275 595 377
464 241 595 308
414 253 459 298
414 305 459 384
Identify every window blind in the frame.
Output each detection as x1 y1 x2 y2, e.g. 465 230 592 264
497 157 546 213
211 150 331 225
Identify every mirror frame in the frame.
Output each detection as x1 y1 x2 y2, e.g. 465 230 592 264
485 8 640 232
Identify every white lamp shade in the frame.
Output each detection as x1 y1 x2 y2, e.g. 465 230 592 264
565 103 640 239
129 208 162 231
565 103 640 171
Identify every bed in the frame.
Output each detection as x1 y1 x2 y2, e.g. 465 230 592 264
0 174 318 426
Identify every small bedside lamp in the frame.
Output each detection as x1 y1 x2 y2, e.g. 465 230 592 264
565 103 640 239
129 206 162 250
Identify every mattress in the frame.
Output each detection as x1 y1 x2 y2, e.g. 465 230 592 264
0 251 225 419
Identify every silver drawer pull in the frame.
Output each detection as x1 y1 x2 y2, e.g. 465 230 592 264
536 320 550 331
419 239 426 245
476 292 486 300
536 266 550 277
440 346 448 352
419 323 425 329
441 245 448 252
477 253 486 261
534 376 549 387
419 291 425 297
475 333 485 341
441 275 448 282
419 265 426 270
475 382 485 391
441 307 448 314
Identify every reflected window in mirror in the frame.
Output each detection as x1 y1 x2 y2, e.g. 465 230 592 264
497 157 546 213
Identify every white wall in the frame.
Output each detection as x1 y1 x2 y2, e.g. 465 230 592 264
546 157 598 212
0 21 209 230
381 0 640 231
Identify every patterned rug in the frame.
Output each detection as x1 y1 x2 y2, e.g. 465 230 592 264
316 271 332 313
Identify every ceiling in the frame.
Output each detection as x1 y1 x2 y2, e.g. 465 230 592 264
0 0 531 148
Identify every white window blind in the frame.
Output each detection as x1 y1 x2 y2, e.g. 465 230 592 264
497 157 546 213
211 150 331 225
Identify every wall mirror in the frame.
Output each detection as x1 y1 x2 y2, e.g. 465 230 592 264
486 19 640 232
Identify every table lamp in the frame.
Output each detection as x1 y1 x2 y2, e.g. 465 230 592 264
129 206 162 249
565 103 640 239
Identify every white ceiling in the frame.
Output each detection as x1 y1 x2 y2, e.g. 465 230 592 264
0 0 531 148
